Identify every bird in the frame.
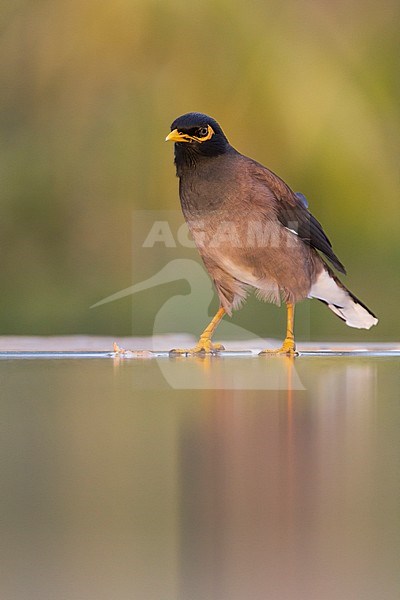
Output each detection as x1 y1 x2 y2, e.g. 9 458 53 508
165 112 378 355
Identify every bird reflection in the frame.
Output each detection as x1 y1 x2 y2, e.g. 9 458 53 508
177 361 377 600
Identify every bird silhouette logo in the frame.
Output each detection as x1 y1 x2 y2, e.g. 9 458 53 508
91 258 305 389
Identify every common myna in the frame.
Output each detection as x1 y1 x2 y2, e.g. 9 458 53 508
166 112 378 355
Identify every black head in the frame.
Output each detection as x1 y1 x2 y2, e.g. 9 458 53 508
166 112 231 171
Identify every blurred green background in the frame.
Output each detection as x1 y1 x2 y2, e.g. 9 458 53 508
1 0 398 340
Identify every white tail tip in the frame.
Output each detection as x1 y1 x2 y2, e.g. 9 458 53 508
309 269 378 330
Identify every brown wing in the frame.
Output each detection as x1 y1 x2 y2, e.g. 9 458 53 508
246 157 346 274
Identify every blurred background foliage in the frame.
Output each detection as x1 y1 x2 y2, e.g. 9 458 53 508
0 0 398 340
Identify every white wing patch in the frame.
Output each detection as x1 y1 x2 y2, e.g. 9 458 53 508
285 227 298 236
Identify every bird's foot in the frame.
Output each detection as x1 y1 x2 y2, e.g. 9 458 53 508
113 342 126 355
170 337 225 356
259 338 298 357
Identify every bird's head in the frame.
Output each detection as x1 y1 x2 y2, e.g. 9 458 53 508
166 112 231 170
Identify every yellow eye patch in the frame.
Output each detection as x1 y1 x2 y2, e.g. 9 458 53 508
191 125 215 142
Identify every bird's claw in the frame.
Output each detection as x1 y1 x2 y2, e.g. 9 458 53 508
170 337 225 356
259 339 298 357
113 342 126 355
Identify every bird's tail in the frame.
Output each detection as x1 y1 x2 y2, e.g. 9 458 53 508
309 267 378 329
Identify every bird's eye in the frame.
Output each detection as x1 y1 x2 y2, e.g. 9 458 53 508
197 126 209 138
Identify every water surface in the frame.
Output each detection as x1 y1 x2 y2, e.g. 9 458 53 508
1 356 399 600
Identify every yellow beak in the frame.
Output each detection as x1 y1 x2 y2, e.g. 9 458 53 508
165 129 191 143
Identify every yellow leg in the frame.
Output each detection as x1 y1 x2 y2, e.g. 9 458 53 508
170 307 226 355
259 302 298 356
